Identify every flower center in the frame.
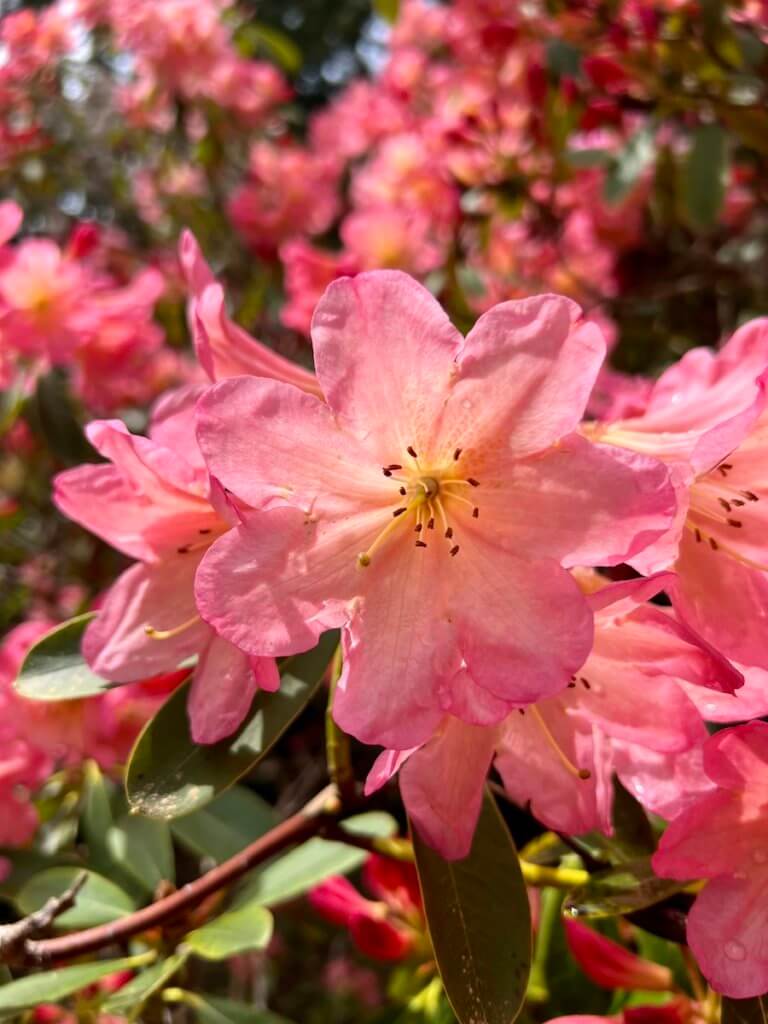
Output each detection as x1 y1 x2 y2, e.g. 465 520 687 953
357 444 481 568
686 458 766 567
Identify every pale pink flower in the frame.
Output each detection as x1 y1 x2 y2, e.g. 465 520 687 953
653 722 768 998
54 390 279 744
590 319 768 670
366 571 733 857
195 271 675 753
279 240 357 337
340 208 446 275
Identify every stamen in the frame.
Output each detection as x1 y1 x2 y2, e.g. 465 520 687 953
743 491 759 502
467 478 480 488
530 706 591 780
472 507 479 518
694 528 702 543
399 486 407 496
406 446 418 458
198 528 211 535
427 516 435 530
453 448 462 461
393 507 407 517
718 498 731 511
710 537 718 550
145 614 201 640
445 527 453 539
445 491 478 514
176 539 212 554
449 545 460 556
415 540 428 549
358 497 423 567
727 519 743 528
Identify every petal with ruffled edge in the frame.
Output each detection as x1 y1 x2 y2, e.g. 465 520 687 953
55 421 216 562
311 271 463 462
478 435 677 569
83 559 211 681
441 294 606 458
672 527 768 671
686 873 768 999
333 539 460 749
399 717 496 860
188 634 279 744
195 506 382 658
196 376 388 514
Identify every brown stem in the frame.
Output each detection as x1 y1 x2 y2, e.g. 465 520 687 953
21 786 341 966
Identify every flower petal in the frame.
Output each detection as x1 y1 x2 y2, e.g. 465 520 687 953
311 271 462 462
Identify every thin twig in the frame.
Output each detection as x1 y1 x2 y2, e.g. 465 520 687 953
18 786 342 966
0 871 88 962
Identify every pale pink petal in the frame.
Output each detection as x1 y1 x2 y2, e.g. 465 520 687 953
439 667 511 726
686 874 768 999
444 294 606 457
149 384 208 475
311 271 463 462
672 527 768 671
496 709 610 835
83 559 210 681
195 507 377 658
690 373 768 475
179 230 320 394
196 376 387 513
701 721 768 792
400 717 496 860
333 540 460 749
55 423 217 561
679 665 768 723
450 535 593 706
364 748 416 796
615 741 713 822
480 436 677 569
188 634 277 744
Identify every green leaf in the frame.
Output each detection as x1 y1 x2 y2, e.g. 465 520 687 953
563 860 686 920
684 123 727 230
604 126 656 205
101 953 188 1014
26 370 95 466
14 614 117 701
412 792 531 1024
172 786 277 863
16 867 136 929
722 995 768 1024
165 991 292 1024
0 954 154 1014
238 811 397 907
610 777 655 859
237 23 302 72
126 632 337 819
185 897 274 960
107 813 175 893
374 0 400 22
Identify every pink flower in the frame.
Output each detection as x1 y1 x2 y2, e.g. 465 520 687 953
341 208 447 275
195 271 675 753
54 390 279 744
179 231 321 396
366 571 736 858
280 240 357 337
310 855 422 962
653 722 768 998
0 620 183 772
590 319 768 670
564 917 673 991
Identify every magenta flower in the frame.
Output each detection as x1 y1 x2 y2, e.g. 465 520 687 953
367 572 736 858
653 721 768 998
195 271 675 751
54 391 278 744
563 917 673 992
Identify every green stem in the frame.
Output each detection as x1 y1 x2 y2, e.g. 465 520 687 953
324 644 356 804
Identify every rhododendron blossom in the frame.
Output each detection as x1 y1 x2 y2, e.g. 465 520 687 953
54 392 279 744
195 271 675 751
653 722 768 998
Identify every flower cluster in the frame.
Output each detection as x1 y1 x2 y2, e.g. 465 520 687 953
50 226 768 997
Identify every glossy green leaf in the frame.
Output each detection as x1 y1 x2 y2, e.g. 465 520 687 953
172 786 277 863
722 995 768 1024
101 953 188 1014
684 122 727 230
238 811 397 907
126 632 337 819
563 860 686 920
14 614 117 701
0 954 154 1013
107 813 175 892
16 867 136 928
412 792 531 1024
185 897 274 960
